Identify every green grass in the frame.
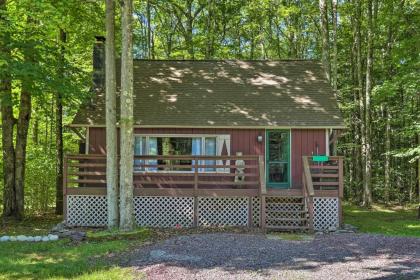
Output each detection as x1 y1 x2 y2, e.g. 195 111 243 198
0 215 150 280
343 204 420 238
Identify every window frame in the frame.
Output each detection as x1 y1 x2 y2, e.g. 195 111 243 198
133 134 219 174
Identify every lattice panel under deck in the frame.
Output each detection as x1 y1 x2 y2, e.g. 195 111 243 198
134 196 194 227
198 197 248 226
313 197 339 230
67 195 107 227
252 197 261 227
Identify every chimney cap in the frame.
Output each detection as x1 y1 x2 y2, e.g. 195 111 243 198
95 36 106 42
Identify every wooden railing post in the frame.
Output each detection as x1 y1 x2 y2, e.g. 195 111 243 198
302 156 315 231
193 157 199 227
258 155 266 230
338 157 344 198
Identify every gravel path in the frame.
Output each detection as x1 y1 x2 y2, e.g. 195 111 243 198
125 233 420 280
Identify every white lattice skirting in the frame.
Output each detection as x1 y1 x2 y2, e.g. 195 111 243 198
134 196 194 227
67 195 249 227
67 195 108 227
198 197 248 226
67 195 340 229
313 197 339 230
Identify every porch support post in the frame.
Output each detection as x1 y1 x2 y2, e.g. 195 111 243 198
258 155 266 230
248 197 253 227
193 157 198 227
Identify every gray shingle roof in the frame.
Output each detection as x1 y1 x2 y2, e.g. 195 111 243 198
72 60 345 128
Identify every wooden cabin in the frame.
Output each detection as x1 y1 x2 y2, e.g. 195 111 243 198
65 38 345 231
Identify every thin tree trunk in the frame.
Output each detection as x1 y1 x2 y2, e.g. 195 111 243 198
15 86 32 219
146 0 151 59
55 29 66 215
384 109 391 204
32 114 39 145
363 0 373 207
319 0 330 81
331 0 338 91
106 0 119 228
0 0 17 219
119 0 135 231
417 133 420 219
355 0 365 203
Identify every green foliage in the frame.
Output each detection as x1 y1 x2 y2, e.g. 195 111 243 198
0 0 419 213
0 216 150 279
344 204 420 237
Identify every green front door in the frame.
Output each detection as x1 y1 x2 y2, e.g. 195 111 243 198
266 130 290 188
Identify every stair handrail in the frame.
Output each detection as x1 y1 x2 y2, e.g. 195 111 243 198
302 156 314 231
302 156 315 196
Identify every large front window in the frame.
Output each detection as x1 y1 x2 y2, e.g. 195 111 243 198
134 136 217 172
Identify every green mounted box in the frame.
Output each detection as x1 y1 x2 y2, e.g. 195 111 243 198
312 155 329 162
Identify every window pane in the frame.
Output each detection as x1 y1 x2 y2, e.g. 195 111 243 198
157 137 192 171
268 163 288 183
134 137 146 171
205 137 216 171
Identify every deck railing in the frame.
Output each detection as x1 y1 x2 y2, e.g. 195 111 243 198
63 154 266 196
302 156 343 197
302 155 344 230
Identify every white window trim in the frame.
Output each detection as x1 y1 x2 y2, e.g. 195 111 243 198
133 134 221 174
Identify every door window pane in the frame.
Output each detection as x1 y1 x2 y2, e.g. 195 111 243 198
268 131 288 161
268 163 288 183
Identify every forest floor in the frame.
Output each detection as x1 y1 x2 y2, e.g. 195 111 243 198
0 204 418 279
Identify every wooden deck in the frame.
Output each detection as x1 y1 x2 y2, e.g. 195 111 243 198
63 154 343 230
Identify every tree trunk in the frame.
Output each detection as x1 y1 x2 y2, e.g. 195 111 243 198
106 0 119 228
363 0 373 207
319 0 330 81
0 0 17 219
55 29 66 215
331 0 338 91
146 0 151 59
119 0 135 231
15 86 31 219
384 108 391 204
355 0 365 204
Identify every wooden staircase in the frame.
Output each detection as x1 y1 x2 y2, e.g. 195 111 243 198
263 196 311 231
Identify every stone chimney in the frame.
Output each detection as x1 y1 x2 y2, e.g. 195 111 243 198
92 36 105 92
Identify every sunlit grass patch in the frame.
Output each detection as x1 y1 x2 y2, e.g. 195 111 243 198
0 216 150 280
343 203 420 238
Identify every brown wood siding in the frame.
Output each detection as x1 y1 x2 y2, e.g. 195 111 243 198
88 127 327 189
291 129 326 188
88 127 265 156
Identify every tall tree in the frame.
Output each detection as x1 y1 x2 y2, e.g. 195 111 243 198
319 0 330 81
119 0 135 231
331 0 338 91
363 0 374 207
106 0 119 228
0 0 17 219
14 16 35 218
55 28 66 214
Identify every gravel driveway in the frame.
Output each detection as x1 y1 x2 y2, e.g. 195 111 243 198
125 232 420 280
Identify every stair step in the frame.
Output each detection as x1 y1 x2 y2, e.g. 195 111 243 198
267 202 305 206
266 225 310 231
267 217 307 222
266 210 307 214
